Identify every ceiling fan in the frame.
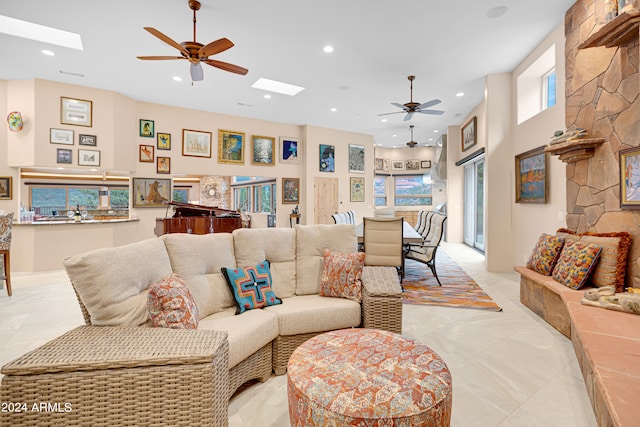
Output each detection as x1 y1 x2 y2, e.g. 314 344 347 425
137 0 248 81
406 125 419 148
378 75 444 121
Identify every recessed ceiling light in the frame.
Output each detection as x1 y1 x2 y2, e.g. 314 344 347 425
433 130 439 133
264 94 271 99
486 5 508 19
330 108 337 112
323 45 334 53
0 15 83 50
251 78 305 96
392 134 397 138
41 49 55 56
381 119 387 123
173 76 182 82
428 138 434 141
456 92 464 97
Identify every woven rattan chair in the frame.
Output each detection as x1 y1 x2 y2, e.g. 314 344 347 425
0 213 13 297
405 214 447 286
363 217 404 282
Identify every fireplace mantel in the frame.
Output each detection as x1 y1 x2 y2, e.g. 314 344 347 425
544 138 606 163
579 10 640 49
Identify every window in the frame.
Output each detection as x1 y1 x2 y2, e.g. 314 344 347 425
30 185 129 215
232 176 276 213
254 183 276 213
234 187 250 212
542 68 556 110
374 176 387 206
394 174 432 206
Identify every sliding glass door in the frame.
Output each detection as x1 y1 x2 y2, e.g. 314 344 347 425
463 157 485 252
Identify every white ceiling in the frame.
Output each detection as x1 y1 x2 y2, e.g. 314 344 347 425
0 1 574 148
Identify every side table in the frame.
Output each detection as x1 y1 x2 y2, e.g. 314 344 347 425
289 214 300 227
0 326 229 426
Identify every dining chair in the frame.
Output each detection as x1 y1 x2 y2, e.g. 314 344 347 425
0 213 14 297
363 217 404 282
405 214 447 286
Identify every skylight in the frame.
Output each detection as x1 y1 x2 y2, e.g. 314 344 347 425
251 78 305 96
0 15 83 51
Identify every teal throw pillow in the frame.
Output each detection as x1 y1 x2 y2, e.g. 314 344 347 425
221 261 282 314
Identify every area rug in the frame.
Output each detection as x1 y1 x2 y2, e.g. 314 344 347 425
402 250 502 311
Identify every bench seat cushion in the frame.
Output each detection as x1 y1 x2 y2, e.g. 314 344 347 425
265 295 361 336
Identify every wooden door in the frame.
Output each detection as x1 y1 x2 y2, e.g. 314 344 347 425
314 177 338 224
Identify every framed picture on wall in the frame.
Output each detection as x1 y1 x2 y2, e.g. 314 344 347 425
78 149 100 167
461 116 477 152
282 177 300 204
375 158 384 171
61 97 92 127
383 158 390 172
0 176 12 200
406 159 420 171
183 129 212 158
79 134 97 146
280 137 301 164
50 128 74 145
140 119 155 137
252 135 275 165
157 133 171 150
391 160 405 171
132 178 171 208
515 145 547 204
620 146 640 209
319 144 335 172
56 149 72 164
157 156 171 174
421 160 432 168
139 144 154 162
350 177 365 202
349 144 365 173
217 129 244 164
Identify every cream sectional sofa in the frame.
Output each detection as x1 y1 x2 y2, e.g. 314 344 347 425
63 224 403 397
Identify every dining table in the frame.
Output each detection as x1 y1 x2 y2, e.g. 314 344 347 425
355 220 422 244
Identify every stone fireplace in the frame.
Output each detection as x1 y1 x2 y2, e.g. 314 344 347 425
562 1 640 288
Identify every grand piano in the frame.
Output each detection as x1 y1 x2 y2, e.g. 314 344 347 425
154 201 243 236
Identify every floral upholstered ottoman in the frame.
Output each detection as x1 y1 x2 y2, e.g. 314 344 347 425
287 328 452 426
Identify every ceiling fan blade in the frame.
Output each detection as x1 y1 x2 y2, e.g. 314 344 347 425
143 27 189 56
417 109 445 115
403 112 414 121
137 56 185 60
199 37 234 58
418 99 442 109
376 111 404 116
203 59 249 75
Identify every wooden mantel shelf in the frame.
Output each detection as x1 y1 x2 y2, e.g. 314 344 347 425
545 138 606 163
579 10 640 49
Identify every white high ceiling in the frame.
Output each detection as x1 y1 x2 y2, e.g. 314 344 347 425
0 1 575 148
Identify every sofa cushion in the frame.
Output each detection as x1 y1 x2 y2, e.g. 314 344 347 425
552 240 602 290
222 261 282 314
63 238 173 326
264 294 361 336
198 307 279 368
526 233 565 276
161 233 237 319
320 249 365 302
148 273 199 329
233 228 296 298
295 224 358 295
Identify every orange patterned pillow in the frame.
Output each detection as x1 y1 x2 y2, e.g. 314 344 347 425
148 273 199 329
320 249 366 302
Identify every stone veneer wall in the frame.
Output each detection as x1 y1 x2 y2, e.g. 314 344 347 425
199 176 231 209
565 0 640 288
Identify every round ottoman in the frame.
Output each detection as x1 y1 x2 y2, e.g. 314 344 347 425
287 328 452 427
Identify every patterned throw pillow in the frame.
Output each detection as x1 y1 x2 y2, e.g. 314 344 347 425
552 240 602 290
148 273 199 329
526 234 565 276
221 261 282 314
320 249 366 302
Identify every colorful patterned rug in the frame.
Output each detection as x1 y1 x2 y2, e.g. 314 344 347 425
402 249 502 311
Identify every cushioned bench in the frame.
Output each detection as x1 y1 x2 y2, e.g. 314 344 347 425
516 266 640 427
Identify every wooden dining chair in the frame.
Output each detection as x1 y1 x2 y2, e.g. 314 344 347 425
363 217 404 282
0 213 14 296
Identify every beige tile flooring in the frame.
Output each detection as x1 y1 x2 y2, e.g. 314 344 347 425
0 242 596 426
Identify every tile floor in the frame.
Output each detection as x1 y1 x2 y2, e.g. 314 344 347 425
0 242 597 426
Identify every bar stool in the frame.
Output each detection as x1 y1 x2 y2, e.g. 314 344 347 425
0 213 13 297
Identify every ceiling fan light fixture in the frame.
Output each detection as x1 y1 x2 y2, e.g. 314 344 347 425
190 62 204 81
